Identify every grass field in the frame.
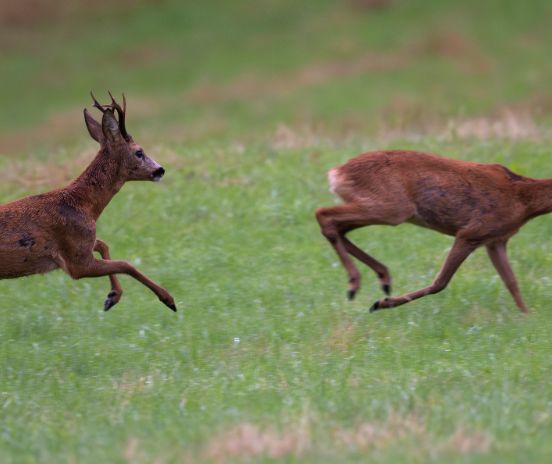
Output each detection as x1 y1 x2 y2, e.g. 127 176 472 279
2 0 552 462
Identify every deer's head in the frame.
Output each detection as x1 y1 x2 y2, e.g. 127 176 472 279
83 92 165 182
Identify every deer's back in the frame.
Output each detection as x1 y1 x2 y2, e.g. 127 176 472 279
330 150 529 238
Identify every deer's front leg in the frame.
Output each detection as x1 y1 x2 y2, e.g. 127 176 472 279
63 257 176 312
486 241 529 313
93 239 123 311
370 237 477 312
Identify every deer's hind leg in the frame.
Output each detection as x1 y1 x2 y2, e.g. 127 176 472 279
93 239 123 311
343 236 392 295
315 201 412 299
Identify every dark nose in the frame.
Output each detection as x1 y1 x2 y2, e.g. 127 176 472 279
153 167 165 179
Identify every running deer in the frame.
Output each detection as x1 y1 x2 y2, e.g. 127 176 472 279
0 93 176 312
315 149 552 313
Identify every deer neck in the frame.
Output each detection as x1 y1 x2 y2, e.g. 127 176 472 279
66 149 126 220
520 178 552 218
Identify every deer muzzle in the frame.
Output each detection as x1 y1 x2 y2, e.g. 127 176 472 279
152 167 165 182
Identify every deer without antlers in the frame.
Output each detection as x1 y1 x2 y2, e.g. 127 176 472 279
0 93 176 312
315 149 552 314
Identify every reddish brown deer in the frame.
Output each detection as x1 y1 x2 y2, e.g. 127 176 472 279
0 93 176 312
315 149 552 314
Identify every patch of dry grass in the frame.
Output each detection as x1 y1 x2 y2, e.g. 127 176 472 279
202 413 492 462
188 28 491 107
2 102 548 194
445 109 541 140
334 414 491 457
0 95 169 156
205 421 311 462
0 0 156 33
0 148 94 192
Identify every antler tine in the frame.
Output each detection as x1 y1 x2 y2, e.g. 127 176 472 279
90 91 108 114
107 91 129 140
107 91 124 114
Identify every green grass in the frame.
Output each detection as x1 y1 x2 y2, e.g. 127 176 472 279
2 1 552 462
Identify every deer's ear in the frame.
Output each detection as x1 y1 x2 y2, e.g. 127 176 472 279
83 109 104 144
101 110 124 144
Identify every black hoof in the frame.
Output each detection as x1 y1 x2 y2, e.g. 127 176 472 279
369 300 381 313
382 283 391 296
104 292 118 311
104 300 116 311
347 288 357 300
165 302 177 312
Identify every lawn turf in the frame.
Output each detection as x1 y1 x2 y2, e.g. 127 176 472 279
1 0 552 462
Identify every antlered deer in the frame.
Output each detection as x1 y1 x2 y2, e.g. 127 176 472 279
0 93 176 311
315 149 552 313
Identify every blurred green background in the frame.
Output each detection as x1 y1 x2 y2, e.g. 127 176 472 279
2 1 552 462
2 0 552 155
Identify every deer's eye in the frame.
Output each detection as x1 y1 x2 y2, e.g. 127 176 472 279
135 149 145 159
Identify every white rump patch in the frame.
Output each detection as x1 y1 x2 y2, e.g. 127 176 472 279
328 168 340 194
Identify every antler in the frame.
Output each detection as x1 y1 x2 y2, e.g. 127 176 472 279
90 91 107 113
108 91 128 140
90 91 130 141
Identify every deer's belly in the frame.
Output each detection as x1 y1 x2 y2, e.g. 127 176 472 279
407 215 459 236
0 251 59 278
